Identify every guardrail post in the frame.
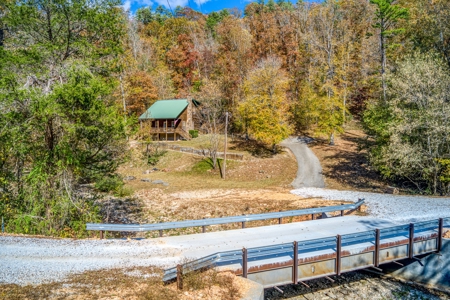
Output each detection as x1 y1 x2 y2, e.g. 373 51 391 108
242 248 248 278
159 221 163 237
293 241 298 284
375 229 380 267
437 218 443 253
242 215 246 229
311 214 315 220
336 235 341 276
1 216 4 233
340 204 344 217
100 230 104 240
278 211 282 224
409 223 414 259
202 217 206 233
177 264 183 290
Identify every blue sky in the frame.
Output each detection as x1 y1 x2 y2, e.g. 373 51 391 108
122 0 265 15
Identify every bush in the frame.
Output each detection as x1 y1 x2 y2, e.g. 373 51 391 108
95 175 124 193
147 150 167 165
189 130 199 138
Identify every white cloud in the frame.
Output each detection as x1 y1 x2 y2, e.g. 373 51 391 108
154 0 188 7
122 0 154 13
122 0 132 11
193 0 211 5
154 0 211 9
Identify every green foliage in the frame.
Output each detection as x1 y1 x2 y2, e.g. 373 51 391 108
189 130 199 138
136 7 153 24
363 53 450 194
0 0 128 237
370 0 409 37
206 10 229 36
192 159 214 173
95 176 124 193
143 143 167 165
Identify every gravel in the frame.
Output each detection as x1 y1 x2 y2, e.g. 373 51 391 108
0 236 180 286
291 187 450 223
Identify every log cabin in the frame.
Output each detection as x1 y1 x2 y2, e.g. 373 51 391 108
139 99 199 141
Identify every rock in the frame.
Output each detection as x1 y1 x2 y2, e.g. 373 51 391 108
141 179 151 182
161 168 170 172
163 182 169 186
152 180 166 185
152 168 159 171
123 176 136 181
385 186 399 194
259 170 265 173
143 170 152 174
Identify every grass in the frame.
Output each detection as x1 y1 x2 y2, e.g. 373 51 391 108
0 267 242 300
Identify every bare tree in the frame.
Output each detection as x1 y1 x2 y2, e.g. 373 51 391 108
194 79 226 170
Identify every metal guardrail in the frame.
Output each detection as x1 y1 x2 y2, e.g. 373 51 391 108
86 199 365 238
164 217 449 288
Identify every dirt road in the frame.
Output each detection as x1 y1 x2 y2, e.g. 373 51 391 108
281 137 325 189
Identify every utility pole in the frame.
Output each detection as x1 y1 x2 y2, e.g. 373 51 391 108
223 112 228 179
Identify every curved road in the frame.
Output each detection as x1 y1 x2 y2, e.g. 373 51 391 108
280 137 325 188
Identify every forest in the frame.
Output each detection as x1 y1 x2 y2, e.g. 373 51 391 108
0 0 450 236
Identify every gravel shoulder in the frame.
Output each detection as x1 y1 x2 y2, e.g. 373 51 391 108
280 137 325 188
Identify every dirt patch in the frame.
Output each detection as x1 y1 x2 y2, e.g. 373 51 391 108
309 128 387 192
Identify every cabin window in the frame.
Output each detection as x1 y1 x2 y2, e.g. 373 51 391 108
171 120 175 128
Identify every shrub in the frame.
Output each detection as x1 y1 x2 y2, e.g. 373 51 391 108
95 175 124 193
189 130 199 138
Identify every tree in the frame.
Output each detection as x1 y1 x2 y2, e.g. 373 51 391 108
124 71 158 116
136 7 153 25
0 0 128 236
370 0 408 102
194 79 226 170
364 54 450 194
238 57 292 150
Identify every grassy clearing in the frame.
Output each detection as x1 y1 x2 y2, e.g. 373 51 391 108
0 267 242 300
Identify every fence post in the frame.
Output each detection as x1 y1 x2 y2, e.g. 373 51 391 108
242 248 248 278
177 264 183 290
437 218 443 253
409 223 414 259
375 229 380 267
336 235 342 276
293 241 298 284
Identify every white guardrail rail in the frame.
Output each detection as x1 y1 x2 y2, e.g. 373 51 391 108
86 199 365 237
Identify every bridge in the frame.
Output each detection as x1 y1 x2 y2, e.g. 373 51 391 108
163 217 449 289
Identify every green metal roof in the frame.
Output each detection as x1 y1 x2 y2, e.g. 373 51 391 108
139 99 189 120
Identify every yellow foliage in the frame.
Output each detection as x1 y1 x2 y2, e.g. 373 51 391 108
239 57 292 146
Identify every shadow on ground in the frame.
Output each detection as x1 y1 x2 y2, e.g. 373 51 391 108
311 131 388 192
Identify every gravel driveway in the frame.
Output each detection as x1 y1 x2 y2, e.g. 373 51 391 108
291 187 450 224
281 137 325 188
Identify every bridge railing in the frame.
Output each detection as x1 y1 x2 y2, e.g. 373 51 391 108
165 217 447 288
86 199 365 238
